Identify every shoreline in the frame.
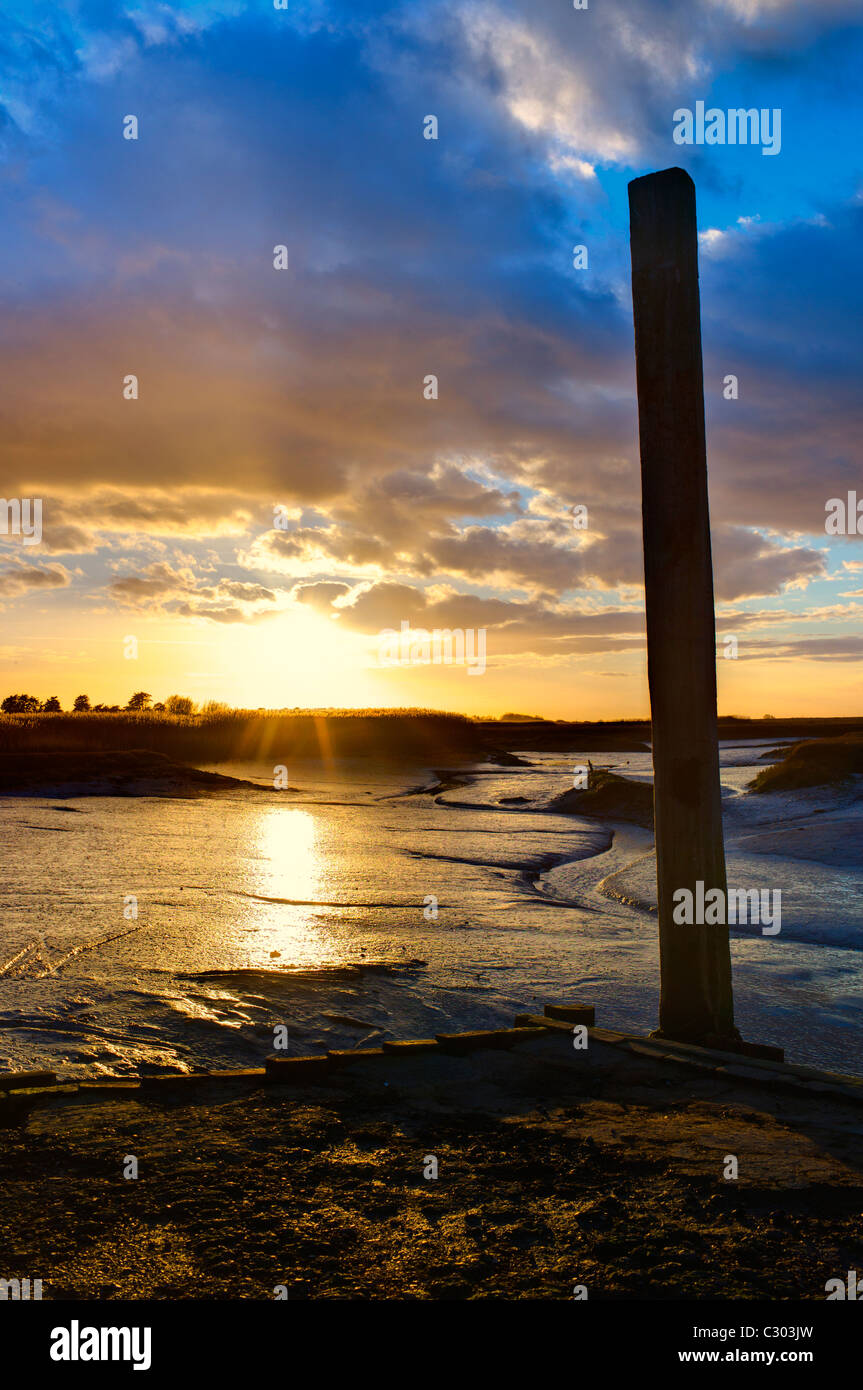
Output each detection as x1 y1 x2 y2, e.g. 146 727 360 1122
2 749 861 1082
3 1017 862 1300
0 750 272 799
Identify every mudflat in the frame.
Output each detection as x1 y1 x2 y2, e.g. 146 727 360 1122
2 1031 862 1300
0 750 264 797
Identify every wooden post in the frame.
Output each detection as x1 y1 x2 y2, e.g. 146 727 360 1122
628 167 738 1047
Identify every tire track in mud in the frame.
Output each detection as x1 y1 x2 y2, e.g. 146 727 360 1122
0 924 143 981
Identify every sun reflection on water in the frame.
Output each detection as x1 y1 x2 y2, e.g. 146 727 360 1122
248 806 333 966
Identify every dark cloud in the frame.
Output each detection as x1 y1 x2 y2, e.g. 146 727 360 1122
108 563 196 602
328 579 648 658
0 561 70 598
750 635 863 661
293 581 353 611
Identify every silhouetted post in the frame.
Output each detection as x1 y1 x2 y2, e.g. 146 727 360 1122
628 167 737 1047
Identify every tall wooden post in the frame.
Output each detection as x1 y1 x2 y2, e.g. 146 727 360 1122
628 167 737 1047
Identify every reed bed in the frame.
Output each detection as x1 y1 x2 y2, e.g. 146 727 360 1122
0 708 483 762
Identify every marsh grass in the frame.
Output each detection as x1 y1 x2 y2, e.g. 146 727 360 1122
0 708 483 763
750 733 863 793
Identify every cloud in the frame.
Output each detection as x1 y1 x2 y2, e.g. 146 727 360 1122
293 581 353 612
747 634 863 661
2 5 858 550
701 202 863 535
108 563 197 603
32 520 97 555
711 528 826 599
0 560 70 598
250 505 823 605
456 4 644 168
708 0 861 23
1 0 861 686
105 560 284 623
172 600 273 625
321 579 648 659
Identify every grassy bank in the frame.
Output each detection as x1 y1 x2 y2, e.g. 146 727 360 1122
751 733 863 793
5 709 863 768
548 766 654 827
476 715 863 753
0 708 492 764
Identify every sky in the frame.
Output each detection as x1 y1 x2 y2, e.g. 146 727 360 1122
1 0 862 718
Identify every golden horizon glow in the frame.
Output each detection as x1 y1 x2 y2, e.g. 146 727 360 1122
3 589 862 721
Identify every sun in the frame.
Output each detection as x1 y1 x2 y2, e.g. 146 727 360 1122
216 607 386 709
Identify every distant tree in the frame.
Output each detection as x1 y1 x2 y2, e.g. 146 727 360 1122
93 704 108 712
107 705 120 712
42 696 62 712
166 695 196 716
72 694 91 712
201 699 231 715
126 691 152 711
2 693 40 713
152 701 166 712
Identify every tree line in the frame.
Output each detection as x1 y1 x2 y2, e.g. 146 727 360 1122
1 693 197 715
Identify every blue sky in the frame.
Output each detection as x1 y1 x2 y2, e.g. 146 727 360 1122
0 0 862 714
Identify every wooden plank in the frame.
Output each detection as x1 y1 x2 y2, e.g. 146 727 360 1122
544 1003 596 1024
436 1027 548 1053
0 1070 57 1090
327 1048 387 1066
264 1056 330 1083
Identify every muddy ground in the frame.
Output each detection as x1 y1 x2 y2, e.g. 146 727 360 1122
1 1033 862 1300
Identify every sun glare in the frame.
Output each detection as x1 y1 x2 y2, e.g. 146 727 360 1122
247 805 334 965
217 608 385 709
